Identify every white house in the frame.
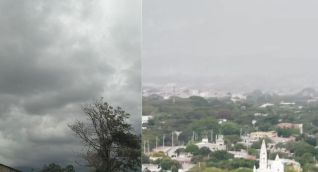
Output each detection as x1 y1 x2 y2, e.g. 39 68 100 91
195 135 226 152
142 115 153 124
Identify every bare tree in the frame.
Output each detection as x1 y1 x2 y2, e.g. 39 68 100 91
69 98 141 172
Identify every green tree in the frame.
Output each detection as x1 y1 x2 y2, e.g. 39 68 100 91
40 163 75 172
285 166 298 172
160 157 181 171
141 153 150 164
40 163 62 172
287 141 316 157
69 99 141 172
221 122 240 135
199 147 211 156
175 148 186 156
63 165 75 172
185 144 200 155
297 153 314 165
276 128 299 137
210 150 233 162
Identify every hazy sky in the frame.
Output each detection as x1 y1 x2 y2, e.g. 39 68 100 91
0 0 140 171
143 0 318 90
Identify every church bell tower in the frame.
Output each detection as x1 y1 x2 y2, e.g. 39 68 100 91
259 140 268 171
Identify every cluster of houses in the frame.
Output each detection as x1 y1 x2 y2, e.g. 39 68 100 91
143 122 303 172
236 129 302 172
142 134 227 172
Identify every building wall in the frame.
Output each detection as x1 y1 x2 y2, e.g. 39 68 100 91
0 165 19 172
250 131 278 139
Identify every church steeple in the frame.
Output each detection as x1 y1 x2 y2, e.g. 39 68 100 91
254 140 285 172
275 154 280 161
259 140 268 170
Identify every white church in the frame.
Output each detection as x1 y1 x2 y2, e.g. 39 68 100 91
253 140 284 172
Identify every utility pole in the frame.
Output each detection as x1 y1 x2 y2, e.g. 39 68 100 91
143 140 146 154
172 85 176 104
171 131 174 147
211 130 213 143
175 131 182 146
163 134 165 148
156 136 158 149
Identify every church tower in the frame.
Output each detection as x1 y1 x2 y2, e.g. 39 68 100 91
259 140 268 171
254 140 285 172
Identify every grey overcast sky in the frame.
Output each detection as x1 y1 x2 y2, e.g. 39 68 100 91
0 0 140 171
143 0 318 91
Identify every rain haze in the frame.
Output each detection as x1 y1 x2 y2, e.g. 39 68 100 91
0 0 140 171
143 0 318 92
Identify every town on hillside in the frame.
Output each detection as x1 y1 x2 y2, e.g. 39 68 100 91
142 87 318 172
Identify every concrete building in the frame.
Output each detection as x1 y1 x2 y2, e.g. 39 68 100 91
195 135 226 152
276 123 303 134
228 149 256 160
271 136 296 144
250 131 278 139
142 115 153 124
259 103 274 108
0 164 21 172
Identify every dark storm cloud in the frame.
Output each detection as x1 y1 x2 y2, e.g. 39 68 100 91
143 0 318 90
0 0 140 170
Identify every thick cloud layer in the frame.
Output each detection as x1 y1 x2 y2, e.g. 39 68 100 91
143 0 318 91
0 0 140 170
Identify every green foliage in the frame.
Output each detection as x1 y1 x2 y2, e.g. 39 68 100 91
297 153 315 165
233 143 246 151
40 163 62 172
40 163 75 172
143 94 318 170
232 168 252 172
287 141 316 157
251 138 272 149
304 136 317 146
191 155 205 164
63 165 75 172
303 163 318 172
189 117 219 136
171 165 178 172
221 122 240 135
224 135 242 146
276 128 299 137
175 148 186 156
285 166 298 172
160 157 181 171
185 144 200 155
257 115 279 131
190 96 209 106
247 148 258 157
142 153 150 163
69 99 141 172
203 167 228 172
210 151 233 162
199 147 211 156
207 159 255 170
152 151 166 157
